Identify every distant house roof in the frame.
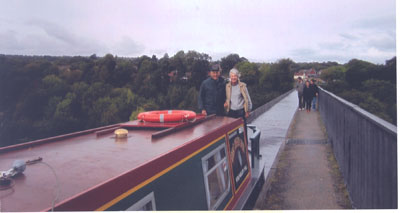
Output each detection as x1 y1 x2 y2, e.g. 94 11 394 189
168 70 178 77
294 68 318 78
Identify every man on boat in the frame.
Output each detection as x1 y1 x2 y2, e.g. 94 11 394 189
198 63 226 116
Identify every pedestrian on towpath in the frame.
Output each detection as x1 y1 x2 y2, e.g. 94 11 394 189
310 79 319 111
303 80 313 113
295 77 304 111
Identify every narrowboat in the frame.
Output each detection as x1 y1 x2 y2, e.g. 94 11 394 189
0 112 263 211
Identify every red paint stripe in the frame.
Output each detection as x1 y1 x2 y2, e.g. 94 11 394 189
45 118 243 211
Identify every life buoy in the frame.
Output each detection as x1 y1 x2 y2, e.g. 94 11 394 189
137 110 196 123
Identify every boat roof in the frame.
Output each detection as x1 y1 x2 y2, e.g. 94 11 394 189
0 115 240 212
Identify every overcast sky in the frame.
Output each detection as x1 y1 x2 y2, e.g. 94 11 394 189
0 0 396 64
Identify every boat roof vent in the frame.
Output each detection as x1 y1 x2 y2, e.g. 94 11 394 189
114 128 128 138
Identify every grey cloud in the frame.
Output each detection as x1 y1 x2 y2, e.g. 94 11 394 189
319 42 348 51
150 49 169 57
290 47 355 64
289 48 322 62
291 48 317 57
0 30 19 50
0 19 108 56
27 19 79 46
113 36 145 56
292 50 350 63
311 54 355 64
367 35 396 51
353 16 395 32
340 33 358 41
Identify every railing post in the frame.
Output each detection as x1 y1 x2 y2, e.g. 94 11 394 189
247 125 261 168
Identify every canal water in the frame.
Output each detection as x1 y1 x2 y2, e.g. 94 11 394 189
248 90 298 185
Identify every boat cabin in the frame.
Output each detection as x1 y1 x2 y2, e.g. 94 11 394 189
0 114 260 211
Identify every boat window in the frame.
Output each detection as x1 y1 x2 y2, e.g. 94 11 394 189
126 192 156 211
202 143 230 210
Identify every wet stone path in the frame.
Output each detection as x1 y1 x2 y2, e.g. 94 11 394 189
253 99 352 210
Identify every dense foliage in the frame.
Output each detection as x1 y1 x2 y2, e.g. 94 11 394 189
320 57 396 125
0 52 294 147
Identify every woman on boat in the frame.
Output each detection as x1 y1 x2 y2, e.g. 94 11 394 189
224 68 252 119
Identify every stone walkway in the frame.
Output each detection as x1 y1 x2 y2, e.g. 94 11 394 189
254 109 352 210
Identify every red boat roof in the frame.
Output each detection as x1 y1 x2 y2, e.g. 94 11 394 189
0 115 240 212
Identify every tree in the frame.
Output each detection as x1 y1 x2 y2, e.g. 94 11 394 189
362 79 396 105
220 53 247 75
345 59 376 88
42 74 69 97
185 51 210 89
92 97 119 126
259 59 294 93
380 57 396 84
51 93 81 133
110 88 137 120
178 87 198 111
170 51 187 79
320 66 345 83
166 84 186 109
235 61 259 85
133 58 159 98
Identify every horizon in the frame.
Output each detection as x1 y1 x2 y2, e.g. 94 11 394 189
0 51 395 66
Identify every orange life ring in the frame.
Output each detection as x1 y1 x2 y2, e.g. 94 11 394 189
137 110 196 123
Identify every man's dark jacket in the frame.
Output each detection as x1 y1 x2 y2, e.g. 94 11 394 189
310 83 319 98
198 77 226 115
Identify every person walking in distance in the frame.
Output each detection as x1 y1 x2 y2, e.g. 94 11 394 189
295 77 304 111
310 79 319 111
303 80 313 113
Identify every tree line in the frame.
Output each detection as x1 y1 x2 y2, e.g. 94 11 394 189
320 57 396 125
0 52 294 147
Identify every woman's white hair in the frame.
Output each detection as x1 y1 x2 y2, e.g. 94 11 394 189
229 68 240 78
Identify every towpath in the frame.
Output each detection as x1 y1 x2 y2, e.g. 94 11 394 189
254 107 352 209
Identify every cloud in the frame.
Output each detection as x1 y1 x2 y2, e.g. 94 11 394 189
0 30 19 50
0 18 146 57
27 19 79 46
353 16 396 32
0 18 107 56
209 51 232 61
366 34 396 52
113 36 145 56
27 19 109 55
149 48 169 57
290 46 355 63
291 48 317 57
340 33 358 41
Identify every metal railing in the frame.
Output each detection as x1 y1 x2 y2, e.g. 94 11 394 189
247 125 261 168
318 87 397 209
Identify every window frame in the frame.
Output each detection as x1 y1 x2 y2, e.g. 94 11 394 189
125 191 156 211
201 143 230 210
